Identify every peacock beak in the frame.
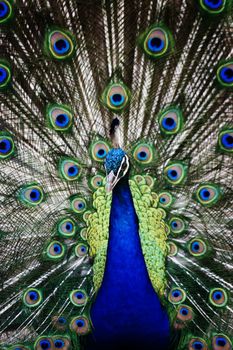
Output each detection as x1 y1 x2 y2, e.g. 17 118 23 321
106 170 116 192
105 155 129 192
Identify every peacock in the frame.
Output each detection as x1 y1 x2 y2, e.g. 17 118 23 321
0 0 232 349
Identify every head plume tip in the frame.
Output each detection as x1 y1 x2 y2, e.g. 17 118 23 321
110 117 120 136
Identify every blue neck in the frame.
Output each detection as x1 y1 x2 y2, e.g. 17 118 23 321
89 178 170 349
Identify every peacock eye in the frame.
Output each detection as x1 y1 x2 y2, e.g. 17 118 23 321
70 289 88 306
46 29 75 60
53 337 71 350
46 241 65 260
188 338 208 350
57 218 76 238
58 317 66 324
58 158 81 181
195 184 220 206
133 144 154 164
70 196 86 213
0 0 13 24
75 243 88 258
177 305 193 322
101 82 130 112
34 337 53 350
47 104 73 131
158 192 173 208
217 61 233 87
168 287 186 304
0 61 11 89
142 26 170 58
80 228 87 240
90 175 104 190
19 185 44 206
54 339 65 349
159 108 183 135
79 227 87 241
90 141 110 162
0 135 15 159
70 316 90 335
188 238 207 257
209 288 228 307
83 211 91 224
169 216 186 235
52 315 67 330
167 241 178 256
23 288 42 308
164 162 187 185
218 129 233 153
212 334 232 350
199 0 226 13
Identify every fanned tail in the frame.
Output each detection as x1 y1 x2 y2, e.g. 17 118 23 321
0 0 232 349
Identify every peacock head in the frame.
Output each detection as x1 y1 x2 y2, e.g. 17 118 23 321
105 148 129 192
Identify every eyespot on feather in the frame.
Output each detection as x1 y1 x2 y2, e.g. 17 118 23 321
0 60 11 89
188 338 208 350
194 184 221 206
188 238 207 257
139 24 172 59
70 316 90 335
209 288 228 307
217 61 233 87
75 243 89 258
199 0 227 14
132 143 154 165
0 0 14 24
70 289 88 306
169 216 186 235
90 140 110 162
80 228 88 240
23 288 42 308
167 241 178 256
70 196 87 214
58 158 82 181
158 107 184 136
46 241 65 260
212 334 232 350
164 162 187 185
0 134 15 159
89 175 104 190
34 337 54 350
218 129 233 153
168 287 186 304
158 191 173 208
57 218 76 238
53 336 70 349
176 304 194 323
44 28 76 60
52 316 68 331
101 82 130 112
18 184 44 206
46 104 73 132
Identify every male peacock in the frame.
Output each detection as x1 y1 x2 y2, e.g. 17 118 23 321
0 0 232 350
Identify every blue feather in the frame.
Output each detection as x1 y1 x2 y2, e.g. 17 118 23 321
88 177 170 349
